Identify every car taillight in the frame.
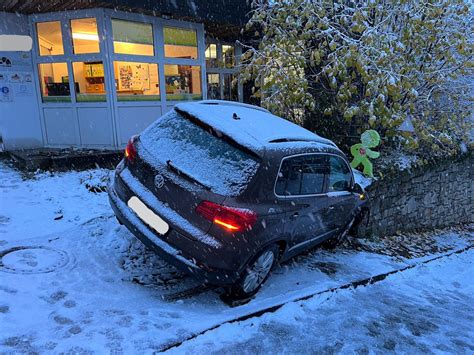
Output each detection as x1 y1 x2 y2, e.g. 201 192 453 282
124 135 138 163
196 200 257 233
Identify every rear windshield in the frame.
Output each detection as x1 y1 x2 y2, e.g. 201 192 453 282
140 110 260 196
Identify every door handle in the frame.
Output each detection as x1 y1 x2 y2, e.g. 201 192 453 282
290 212 299 219
328 206 335 210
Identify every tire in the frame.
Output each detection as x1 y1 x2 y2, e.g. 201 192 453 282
227 244 279 300
322 216 356 249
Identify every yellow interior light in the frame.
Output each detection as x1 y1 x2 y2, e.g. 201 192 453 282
72 32 99 41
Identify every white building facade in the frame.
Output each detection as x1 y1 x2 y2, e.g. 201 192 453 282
0 7 245 151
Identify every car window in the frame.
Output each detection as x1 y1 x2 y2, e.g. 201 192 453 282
140 111 260 196
275 155 327 196
328 156 352 192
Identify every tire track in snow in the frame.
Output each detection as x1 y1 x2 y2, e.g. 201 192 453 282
158 243 474 353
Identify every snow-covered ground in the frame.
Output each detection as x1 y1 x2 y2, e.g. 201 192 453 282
170 247 474 354
0 158 473 353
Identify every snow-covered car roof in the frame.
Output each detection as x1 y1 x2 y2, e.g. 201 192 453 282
174 101 337 154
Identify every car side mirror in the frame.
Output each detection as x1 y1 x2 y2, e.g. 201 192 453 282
351 183 364 194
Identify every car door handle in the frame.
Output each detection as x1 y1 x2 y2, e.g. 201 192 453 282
290 212 299 219
328 206 335 210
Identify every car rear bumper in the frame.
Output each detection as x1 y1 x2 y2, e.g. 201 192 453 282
108 173 240 285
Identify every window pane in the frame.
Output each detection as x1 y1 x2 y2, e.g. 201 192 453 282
164 27 198 59
37 21 64 56
300 156 327 194
112 19 154 56
141 111 260 196
275 155 327 196
71 18 100 54
223 73 238 101
205 43 218 68
222 45 235 68
328 156 352 192
38 63 70 102
207 73 220 99
165 65 201 101
72 61 106 102
113 61 160 101
275 159 301 196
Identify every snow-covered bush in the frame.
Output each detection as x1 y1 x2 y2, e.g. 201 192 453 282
241 0 473 161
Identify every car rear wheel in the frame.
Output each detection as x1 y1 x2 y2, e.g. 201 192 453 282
228 244 279 300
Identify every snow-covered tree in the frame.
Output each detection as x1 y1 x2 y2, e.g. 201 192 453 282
240 0 473 159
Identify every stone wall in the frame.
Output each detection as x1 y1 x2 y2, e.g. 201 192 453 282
362 151 473 237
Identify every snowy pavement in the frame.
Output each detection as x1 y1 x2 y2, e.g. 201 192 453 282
0 159 473 353
170 247 474 354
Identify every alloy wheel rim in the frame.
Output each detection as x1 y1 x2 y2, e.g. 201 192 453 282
242 250 274 293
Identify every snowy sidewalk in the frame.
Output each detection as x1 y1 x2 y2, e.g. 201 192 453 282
169 247 474 354
1 160 473 353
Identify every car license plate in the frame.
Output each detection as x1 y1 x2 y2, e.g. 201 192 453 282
128 196 169 235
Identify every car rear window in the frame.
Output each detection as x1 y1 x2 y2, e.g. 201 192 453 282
140 110 260 196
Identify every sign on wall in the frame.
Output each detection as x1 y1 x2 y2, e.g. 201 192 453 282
0 84 13 102
0 71 34 102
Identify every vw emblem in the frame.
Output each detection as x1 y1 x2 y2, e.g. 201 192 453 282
154 174 165 189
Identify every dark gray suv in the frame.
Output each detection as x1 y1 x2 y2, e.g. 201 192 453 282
108 100 368 299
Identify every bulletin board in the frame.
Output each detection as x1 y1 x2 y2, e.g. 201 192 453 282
117 63 150 91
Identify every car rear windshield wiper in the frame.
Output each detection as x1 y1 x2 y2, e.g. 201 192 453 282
166 160 211 191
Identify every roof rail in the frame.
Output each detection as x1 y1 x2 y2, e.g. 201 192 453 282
197 100 271 113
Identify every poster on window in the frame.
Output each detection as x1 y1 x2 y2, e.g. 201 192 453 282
118 64 132 90
130 63 149 91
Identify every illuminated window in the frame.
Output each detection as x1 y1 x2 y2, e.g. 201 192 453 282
72 61 106 102
37 21 64 56
164 27 198 60
112 19 154 56
113 61 160 101
71 18 100 54
207 73 220 99
38 63 70 102
222 45 235 68
164 65 201 101
205 44 218 68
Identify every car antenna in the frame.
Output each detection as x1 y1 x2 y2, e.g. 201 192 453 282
232 112 240 120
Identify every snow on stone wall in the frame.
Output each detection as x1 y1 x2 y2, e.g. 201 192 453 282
362 151 473 237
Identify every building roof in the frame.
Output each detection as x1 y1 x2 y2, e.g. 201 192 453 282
175 101 338 155
1 0 251 39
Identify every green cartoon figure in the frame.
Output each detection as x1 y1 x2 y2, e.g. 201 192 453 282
350 130 380 177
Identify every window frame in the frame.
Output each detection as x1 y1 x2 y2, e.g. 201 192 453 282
163 26 199 60
204 39 242 102
71 60 108 103
113 60 161 102
31 10 111 107
163 63 202 101
205 43 218 68
36 20 65 56
104 11 205 105
37 62 72 103
274 153 354 198
111 18 155 57
70 17 101 55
